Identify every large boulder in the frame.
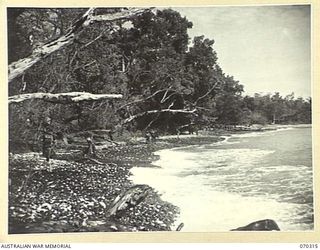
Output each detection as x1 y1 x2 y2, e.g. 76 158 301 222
231 219 280 231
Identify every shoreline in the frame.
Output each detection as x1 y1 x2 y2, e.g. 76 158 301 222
8 132 223 233
129 124 313 231
8 123 310 233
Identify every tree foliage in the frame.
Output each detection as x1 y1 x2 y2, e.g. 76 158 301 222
242 92 311 125
8 7 311 150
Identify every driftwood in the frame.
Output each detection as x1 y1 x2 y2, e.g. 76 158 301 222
106 184 151 217
9 92 123 104
176 223 184 231
84 157 104 165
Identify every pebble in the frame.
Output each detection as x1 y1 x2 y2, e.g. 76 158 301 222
9 144 179 233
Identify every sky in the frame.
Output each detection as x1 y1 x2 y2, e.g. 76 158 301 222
173 5 311 98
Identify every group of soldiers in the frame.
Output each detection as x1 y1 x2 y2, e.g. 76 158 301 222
40 117 161 163
41 117 97 163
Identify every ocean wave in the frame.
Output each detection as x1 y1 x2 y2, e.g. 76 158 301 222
255 164 311 172
225 126 300 140
130 165 313 231
154 148 274 171
130 127 313 231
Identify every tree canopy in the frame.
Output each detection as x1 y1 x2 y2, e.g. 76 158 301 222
8 7 311 149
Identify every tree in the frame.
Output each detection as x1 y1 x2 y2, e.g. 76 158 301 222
214 75 244 125
8 8 153 83
11 6 310 151
8 7 154 147
241 92 311 125
112 9 197 132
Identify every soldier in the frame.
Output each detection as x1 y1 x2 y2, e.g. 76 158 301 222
149 129 158 142
145 131 151 143
85 135 96 157
42 117 55 163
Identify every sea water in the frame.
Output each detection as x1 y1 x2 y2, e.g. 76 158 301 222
130 125 314 231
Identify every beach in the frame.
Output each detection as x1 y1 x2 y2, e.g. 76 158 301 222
8 133 222 233
131 125 313 231
8 124 313 233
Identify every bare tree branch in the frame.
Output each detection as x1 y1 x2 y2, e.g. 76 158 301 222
8 7 153 83
117 88 174 110
160 88 178 103
143 113 161 131
8 8 95 83
117 87 181 111
81 30 107 49
90 8 154 22
167 100 176 109
193 81 220 106
161 92 177 104
123 108 197 124
9 92 123 104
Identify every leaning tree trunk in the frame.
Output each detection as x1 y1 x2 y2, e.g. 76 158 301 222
9 92 123 104
8 8 95 83
8 7 153 83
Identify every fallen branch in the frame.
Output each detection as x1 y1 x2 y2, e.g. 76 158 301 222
84 157 104 165
107 185 151 217
9 92 123 104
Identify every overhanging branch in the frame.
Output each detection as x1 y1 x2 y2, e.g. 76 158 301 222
123 108 197 124
193 81 220 106
8 8 95 83
117 88 177 111
91 8 154 22
8 7 153 83
9 92 123 104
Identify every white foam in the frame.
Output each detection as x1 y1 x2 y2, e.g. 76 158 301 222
231 127 295 139
130 127 313 232
130 165 309 231
152 148 274 174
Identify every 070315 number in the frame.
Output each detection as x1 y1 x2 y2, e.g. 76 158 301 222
300 244 319 248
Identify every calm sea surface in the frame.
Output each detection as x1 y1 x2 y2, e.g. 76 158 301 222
131 126 313 231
